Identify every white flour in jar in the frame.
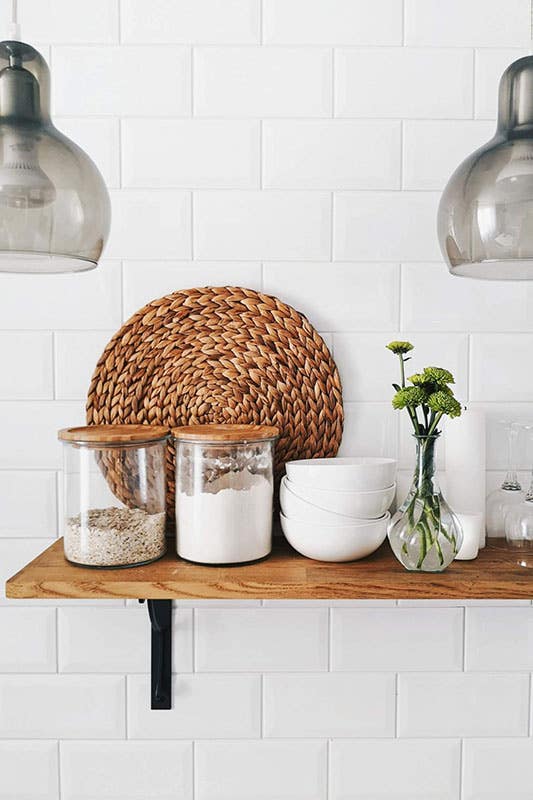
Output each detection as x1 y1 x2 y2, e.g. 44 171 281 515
176 470 273 564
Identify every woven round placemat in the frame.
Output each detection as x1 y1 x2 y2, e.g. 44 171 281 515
86 286 344 517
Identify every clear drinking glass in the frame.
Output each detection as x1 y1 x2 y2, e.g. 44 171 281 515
505 425 533 567
486 422 526 537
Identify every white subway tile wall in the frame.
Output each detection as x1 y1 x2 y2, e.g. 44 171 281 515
1 2 533 798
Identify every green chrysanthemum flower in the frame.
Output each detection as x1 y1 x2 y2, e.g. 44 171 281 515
392 386 427 410
427 391 462 418
422 366 455 385
408 373 453 395
386 340 414 355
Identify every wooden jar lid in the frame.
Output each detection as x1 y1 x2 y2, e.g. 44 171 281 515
173 423 279 443
58 424 170 445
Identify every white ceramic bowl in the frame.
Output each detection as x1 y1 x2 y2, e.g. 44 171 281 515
280 477 360 523
280 512 389 562
283 476 396 519
285 457 397 492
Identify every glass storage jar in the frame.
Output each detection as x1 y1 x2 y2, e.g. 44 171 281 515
58 425 169 568
174 424 279 565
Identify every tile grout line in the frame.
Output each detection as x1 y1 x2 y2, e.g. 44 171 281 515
259 119 263 189
57 739 62 800
192 739 196 800
462 606 467 670
116 0 122 43
260 673 265 737
529 672 533 736
326 738 331 800
51 331 58 400
331 47 336 118
394 672 399 737
192 608 197 672
327 607 332 671
118 118 123 189
124 673 128 739
329 192 335 262
459 738 465 800
191 47 195 117
190 192 195 260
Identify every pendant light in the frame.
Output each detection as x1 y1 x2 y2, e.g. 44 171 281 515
438 6 533 280
0 1 110 273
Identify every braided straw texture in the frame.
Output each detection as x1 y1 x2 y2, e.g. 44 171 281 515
87 286 344 517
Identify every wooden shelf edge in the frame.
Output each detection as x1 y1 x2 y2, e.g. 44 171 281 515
5 537 533 600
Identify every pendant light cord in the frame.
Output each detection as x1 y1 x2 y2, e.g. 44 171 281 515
8 0 20 41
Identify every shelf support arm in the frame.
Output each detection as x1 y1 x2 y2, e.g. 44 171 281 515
140 599 172 710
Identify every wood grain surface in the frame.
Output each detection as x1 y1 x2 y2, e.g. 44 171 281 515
5 538 533 600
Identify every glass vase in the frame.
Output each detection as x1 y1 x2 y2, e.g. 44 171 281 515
388 434 463 572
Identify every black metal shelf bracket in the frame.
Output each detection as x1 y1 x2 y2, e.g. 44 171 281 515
139 599 172 710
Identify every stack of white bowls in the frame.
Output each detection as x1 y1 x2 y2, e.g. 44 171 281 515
280 457 397 562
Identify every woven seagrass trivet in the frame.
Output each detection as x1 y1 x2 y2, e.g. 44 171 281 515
86 286 344 518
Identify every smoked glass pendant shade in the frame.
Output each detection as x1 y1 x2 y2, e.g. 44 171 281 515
0 41 110 273
438 55 533 280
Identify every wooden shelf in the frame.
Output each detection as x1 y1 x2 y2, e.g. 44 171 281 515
5 537 533 600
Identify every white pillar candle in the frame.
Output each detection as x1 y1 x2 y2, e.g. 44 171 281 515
455 512 483 560
445 409 487 547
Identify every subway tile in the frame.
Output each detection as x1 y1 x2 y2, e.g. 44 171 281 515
0 332 53 399
0 741 58 800
17 0 118 43
465 607 533 670
53 46 190 116
334 193 441 261
0 675 125 738
0 539 55 604
398 673 530 737
127 674 260 738
333 332 469 403
121 0 259 43
263 262 399 332
474 402 533 471
175 599 262 608
0 261 121 330
264 673 395 737
339 403 398 460
331 739 461 800
194 47 331 117
195 191 330 260
123 261 262 319
403 120 494 190
332 608 463 671
195 740 327 800
55 331 113 401
335 48 473 118
0 609 56 672
463 739 533 800
264 0 402 45
401 262 533 332
196 608 328 671
475 48 527 119
107 191 191 260
122 119 259 189
61 741 193 800
58 607 193 673
263 120 401 190
262 599 396 607
470 335 533 401
405 0 530 47
56 118 120 188
0 402 84 470
0 471 57 537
